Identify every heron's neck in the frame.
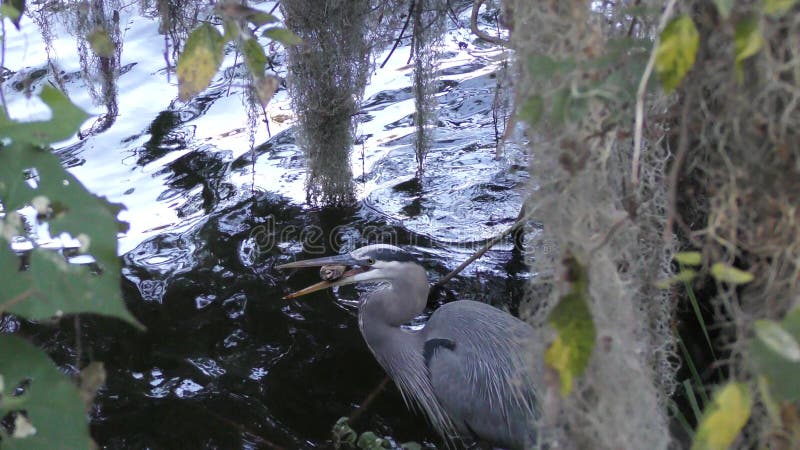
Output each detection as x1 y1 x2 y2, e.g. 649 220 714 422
358 273 429 366
362 274 429 327
357 282 454 436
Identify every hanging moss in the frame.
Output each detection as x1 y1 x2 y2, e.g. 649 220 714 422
510 1 677 448
410 0 445 174
281 0 372 206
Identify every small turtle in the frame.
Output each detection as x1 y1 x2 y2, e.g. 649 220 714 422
320 264 347 281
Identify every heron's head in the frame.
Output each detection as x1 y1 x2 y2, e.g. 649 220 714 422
276 244 424 299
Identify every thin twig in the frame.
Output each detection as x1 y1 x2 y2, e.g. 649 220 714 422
632 0 678 186
1 18 8 116
470 0 509 47
664 93 691 242
74 315 83 370
434 203 536 289
0 289 33 315
626 0 642 37
348 376 391 425
380 0 414 69
589 216 629 258
203 409 286 449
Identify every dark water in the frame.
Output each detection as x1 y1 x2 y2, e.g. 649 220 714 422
3 4 529 449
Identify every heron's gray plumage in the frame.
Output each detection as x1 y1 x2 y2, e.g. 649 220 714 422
279 244 539 449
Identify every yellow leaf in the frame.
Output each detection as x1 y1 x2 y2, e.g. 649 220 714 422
711 262 754 284
545 335 574 396
87 26 115 58
692 382 751 450
176 24 225 101
675 251 702 266
655 15 699 93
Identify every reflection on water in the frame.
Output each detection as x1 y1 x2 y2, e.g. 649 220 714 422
3 2 529 449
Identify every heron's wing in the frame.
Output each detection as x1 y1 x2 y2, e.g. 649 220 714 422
423 300 539 449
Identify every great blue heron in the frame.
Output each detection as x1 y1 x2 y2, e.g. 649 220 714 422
277 244 539 449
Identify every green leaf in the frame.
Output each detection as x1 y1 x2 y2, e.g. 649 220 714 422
519 95 544 126
734 16 763 82
176 23 225 101
247 12 279 27
545 257 595 397
0 143 140 328
713 0 735 19
0 246 140 327
691 382 752 450
754 319 800 362
215 3 278 27
357 431 389 450
242 37 268 76
655 15 699 93
675 251 702 266
0 334 92 449
86 26 115 58
331 416 357 447
763 0 798 16
1 4 20 23
710 262 754 284
0 85 89 146
549 88 571 125
262 27 302 46
751 308 800 402
222 19 239 41
1 0 24 30
655 268 697 289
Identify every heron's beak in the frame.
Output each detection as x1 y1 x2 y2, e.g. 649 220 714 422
277 254 369 300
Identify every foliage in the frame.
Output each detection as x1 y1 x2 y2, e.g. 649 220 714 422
750 308 800 402
0 85 87 146
176 4 300 103
0 64 136 445
655 15 699 93
0 335 92 449
176 23 225 101
331 417 420 450
691 383 752 450
86 26 114 58
733 16 763 82
544 257 595 397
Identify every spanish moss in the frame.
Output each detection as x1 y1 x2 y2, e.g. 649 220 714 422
282 0 372 206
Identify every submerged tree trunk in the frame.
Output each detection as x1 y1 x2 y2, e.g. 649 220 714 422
282 0 372 206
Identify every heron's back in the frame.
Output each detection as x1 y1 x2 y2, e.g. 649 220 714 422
423 300 539 449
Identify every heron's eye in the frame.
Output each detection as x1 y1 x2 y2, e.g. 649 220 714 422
366 257 376 265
